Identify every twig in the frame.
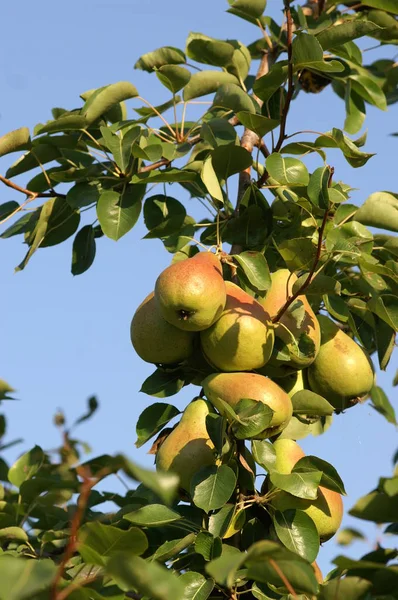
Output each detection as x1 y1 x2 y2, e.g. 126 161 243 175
0 174 38 198
273 0 294 153
269 559 298 598
55 574 100 600
272 167 334 324
139 159 171 173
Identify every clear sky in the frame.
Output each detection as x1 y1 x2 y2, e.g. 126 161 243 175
1 0 397 575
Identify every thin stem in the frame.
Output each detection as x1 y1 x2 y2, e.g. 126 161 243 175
173 95 179 141
137 96 176 138
139 159 171 173
273 0 294 153
269 559 298 598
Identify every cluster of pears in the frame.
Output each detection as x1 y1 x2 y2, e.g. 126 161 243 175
131 251 374 546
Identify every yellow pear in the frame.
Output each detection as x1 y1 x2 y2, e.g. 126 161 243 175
155 399 216 491
258 270 320 368
269 439 343 542
276 369 306 397
308 315 374 410
200 282 274 372
131 292 195 364
154 252 226 331
203 372 292 439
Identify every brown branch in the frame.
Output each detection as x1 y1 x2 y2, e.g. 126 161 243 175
273 0 294 153
269 558 298 598
0 174 38 198
138 158 171 173
272 167 334 324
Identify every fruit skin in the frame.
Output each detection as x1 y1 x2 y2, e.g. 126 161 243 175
131 292 196 365
200 281 274 372
155 399 216 492
276 369 306 398
154 252 226 332
269 439 343 542
258 270 321 368
307 315 374 411
203 372 292 439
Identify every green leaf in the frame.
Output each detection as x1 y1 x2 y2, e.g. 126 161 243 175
291 390 335 417
212 145 252 180
8 445 44 488
36 114 88 134
120 456 179 505
277 238 317 271
251 440 277 472
132 168 197 184
253 63 289 103
200 156 224 203
97 185 144 241
213 83 256 114
183 71 238 101
152 533 196 563
179 572 214 600
270 470 322 500
38 198 80 248
100 126 140 173
349 490 398 522
71 225 96 276
315 128 375 168
66 182 100 209
368 295 398 330
205 414 225 456
205 551 245 588
82 82 139 124
293 456 346 494
140 369 185 398
337 527 366 546
78 522 148 565
316 20 381 50
345 84 366 135
106 554 184 600
273 509 319 563
307 166 330 209
156 65 191 93
355 191 398 233
375 317 395 370
135 402 180 448
350 74 387 111
370 386 397 424
195 531 222 561
0 201 19 221
319 576 372 599
0 527 28 543
363 0 398 13
227 0 266 19
201 118 238 148
0 127 31 157
144 195 187 239
135 46 186 71
231 399 274 439
191 465 236 513
266 154 310 186
292 273 341 296
186 33 234 67
124 504 181 526
208 504 236 537
292 33 345 74
0 556 56 600
236 112 280 137
233 251 271 292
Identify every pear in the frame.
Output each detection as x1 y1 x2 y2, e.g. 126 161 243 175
269 439 343 542
276 369 306 397
258 270 320 368
200 282 274 372
203 372 292 439
131 292 195 364
312 561 323 584
154 252 226 331
307 315 374 410
155 399 216 491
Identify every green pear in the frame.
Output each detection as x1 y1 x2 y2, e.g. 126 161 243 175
258 270 321 368
307 315 374 410
203 372 292 439
200 281 274 372
154 252 226 331
155 399 216 491
269 439 343 542
276 369 306 397
130 292 195 364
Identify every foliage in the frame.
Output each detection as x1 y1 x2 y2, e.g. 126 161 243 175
0 0 398 599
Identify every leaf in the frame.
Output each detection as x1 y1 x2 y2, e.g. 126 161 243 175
0 556 56 600
375 318 396 370
0 380 16 401
231 399 274 440
183 71 239 101
370 386 397 425
124 504 181 526
270 471 322 500
0 201 19 221
208 504 236 537
179 572 214 600
277 238 317 271
205 551 245 588
36 114 88 134
0 527 28 542
135 46 186 71
205 414 225 456
200 156 224 203
307 166 330 209
363 0 398 13
355 191 398 233
350 74 387 110
156 65 191 93
140 369 185 398
315 128 375 168
291 390 335 417
82 82 139 124
213 83 256 114
236 112 280 137
78 522 148 565
292 273 341 296
186 33 234 67
135 403 180 448
266 154 310 186
8 445 44 488
120 456 179 505
132 169 197 184
191 465 236 513
337 527 366 546
349 490 398 522
368 295 398 330
72 225 96 276
195 531 222 561
293 456 346 494
319 576 372 599
97 185 144 241
152 533 196 563
345 84 366 135
292 33 345 74
0 127 31 157
273 509 319 563
106 554 184 600
253 63 289 103
251 440 277 472
233 251 271 292
144 195 187 239
201 118 238 148
212 145 252 180
316 20 381 50
66 182 100 209
227 0 266 20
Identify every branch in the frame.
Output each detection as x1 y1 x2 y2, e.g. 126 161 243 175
138 158 171 173
272 167 334 324
273 0 294 153
269 559 298 599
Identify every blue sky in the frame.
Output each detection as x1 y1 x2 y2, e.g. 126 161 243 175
1 0 397 575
